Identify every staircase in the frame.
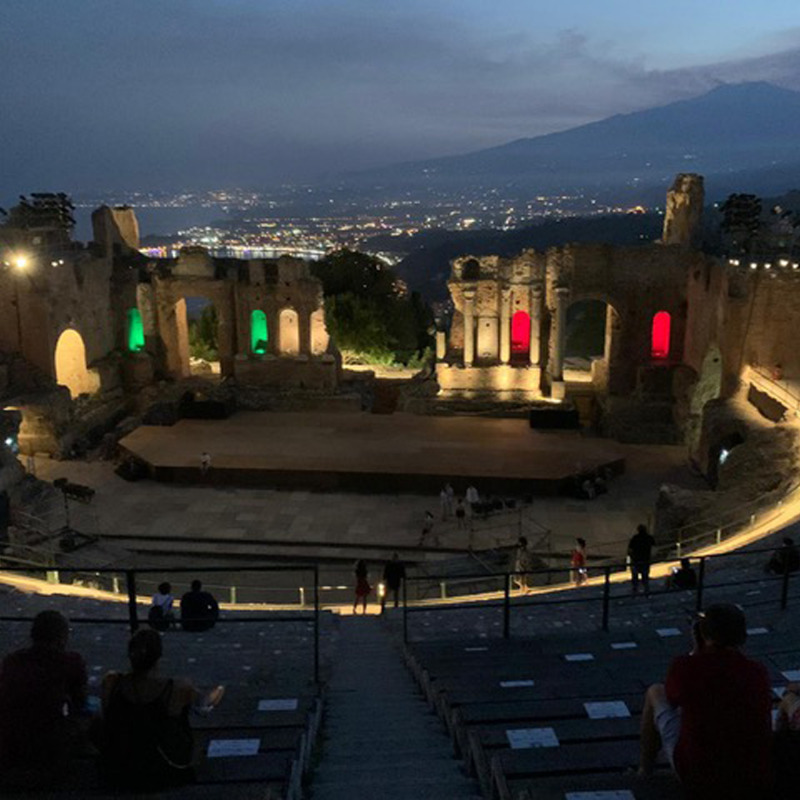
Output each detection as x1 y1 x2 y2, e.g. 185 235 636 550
311 616 482 800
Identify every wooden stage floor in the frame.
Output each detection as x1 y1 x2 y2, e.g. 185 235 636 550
120 411 625 494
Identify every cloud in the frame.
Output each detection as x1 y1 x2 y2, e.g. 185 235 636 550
2 1 800 192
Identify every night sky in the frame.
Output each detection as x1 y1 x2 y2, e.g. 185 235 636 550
2 1 800 194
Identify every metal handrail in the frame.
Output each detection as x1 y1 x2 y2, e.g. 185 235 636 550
401 542 797 643
0 563 322 683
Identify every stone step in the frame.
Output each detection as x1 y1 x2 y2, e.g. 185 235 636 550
311 779 482 800
316 755 462 778
322 743 454 761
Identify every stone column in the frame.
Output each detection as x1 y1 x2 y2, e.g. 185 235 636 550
552 286 570 381
499 287 511 364
529 285 542 366
435 330 446 360
463 289 476 368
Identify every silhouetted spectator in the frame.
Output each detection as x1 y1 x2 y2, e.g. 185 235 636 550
353 559 371 614
455 498 466 530
571 537 588 585
579 476 596 499
381 553 406 612
513 535 533 592
667 558 697 591
0 611 88 786
593 471 608 495
628 523 656 595
199 452 211 475
180 580 219 632
639 604 772 800
466 484 479 516
419 511 434 545
148 581 175 631
766 537 800 576
774 681 800 799
100 629 224 790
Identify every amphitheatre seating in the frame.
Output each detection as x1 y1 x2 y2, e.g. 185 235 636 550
0 588 332 799
402 600 800 800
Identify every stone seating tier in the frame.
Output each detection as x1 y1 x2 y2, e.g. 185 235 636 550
0 587 335 798
403 615 800 800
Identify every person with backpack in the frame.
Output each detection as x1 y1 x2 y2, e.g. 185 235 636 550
100 629 223 790
148 582 175 632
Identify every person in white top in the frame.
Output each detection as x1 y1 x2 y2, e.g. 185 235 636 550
148 582 175 631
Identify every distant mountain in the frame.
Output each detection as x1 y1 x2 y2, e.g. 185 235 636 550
346 82 800 198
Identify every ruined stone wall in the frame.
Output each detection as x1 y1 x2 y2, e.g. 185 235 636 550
545 243 694 395
233 257 326 358
91 206 140 257
734 269 800 378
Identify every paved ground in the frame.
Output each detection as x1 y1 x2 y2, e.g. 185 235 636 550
26 436 695 564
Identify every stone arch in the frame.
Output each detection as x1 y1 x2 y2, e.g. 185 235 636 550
563 297 619 388
250 309 268 355
54 328 99 398
310 308 329 355
279 308 300 356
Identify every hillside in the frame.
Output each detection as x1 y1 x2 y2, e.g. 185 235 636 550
346 83 800 198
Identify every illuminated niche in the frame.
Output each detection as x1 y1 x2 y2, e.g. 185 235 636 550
250 309 268 354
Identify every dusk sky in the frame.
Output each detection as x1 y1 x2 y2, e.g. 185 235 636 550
3 1 800 195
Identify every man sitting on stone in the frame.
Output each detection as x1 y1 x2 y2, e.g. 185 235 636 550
638 603 772 799
766 537 800 576
0 610 89 787
180 580 220 632
665 557 697 591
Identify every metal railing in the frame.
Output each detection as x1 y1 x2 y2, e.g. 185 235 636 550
0 564 322 683
401 543 799 643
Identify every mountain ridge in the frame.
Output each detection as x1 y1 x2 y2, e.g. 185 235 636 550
344 82 800 195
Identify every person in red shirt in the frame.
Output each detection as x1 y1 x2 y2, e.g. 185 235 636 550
638 604 772 800
0 610 88 787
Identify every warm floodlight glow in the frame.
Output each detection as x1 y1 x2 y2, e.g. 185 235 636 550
12 254 29 271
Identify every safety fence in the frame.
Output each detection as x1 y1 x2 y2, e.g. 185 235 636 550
401 543 800 643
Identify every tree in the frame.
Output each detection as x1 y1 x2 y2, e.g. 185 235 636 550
189 303 218 361
720 194 762 254
311 249 433 365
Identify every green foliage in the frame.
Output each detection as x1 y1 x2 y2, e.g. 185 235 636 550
312 249 433 365
189 303 218 361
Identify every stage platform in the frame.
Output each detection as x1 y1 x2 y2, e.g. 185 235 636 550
119 411 625 495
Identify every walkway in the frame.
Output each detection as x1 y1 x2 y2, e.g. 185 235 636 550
311 615 482 799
